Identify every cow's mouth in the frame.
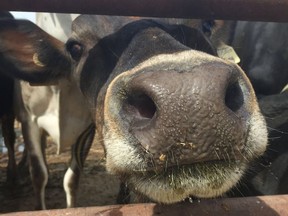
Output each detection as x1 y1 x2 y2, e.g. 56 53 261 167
125 160 246 203
131 158 242 172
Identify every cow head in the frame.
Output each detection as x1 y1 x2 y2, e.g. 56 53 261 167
0 15 267 203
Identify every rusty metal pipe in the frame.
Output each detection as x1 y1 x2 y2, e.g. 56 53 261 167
3 195 288 216
1 0 288 22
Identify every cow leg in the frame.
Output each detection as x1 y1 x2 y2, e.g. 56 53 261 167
117 181 131 204
64 123 95 208
17 146 30 181
1 113 16 183
21 120 48 210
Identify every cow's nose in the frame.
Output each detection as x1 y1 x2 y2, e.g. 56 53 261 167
121 62 251 168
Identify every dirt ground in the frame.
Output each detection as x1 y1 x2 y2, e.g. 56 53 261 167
0 125 121 214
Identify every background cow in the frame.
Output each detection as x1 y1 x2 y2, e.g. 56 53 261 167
0 11 16 184
0 15 267 204
0 13 93 210
230 21 288 196
231 22 288 96
200 20 288 197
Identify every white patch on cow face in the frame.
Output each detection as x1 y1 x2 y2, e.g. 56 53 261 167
244 112 268 159
103 50 268 203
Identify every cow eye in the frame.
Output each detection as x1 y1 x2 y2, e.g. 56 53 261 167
66 40 83 61
202 20 215 37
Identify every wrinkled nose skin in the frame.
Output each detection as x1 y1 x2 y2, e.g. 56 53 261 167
103 50 267 203
123 62 249 168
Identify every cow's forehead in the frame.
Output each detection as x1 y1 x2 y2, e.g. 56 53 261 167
71 15 136 41
70 15 204 42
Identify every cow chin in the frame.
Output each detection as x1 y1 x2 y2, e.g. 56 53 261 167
133 110 267 204
104 109 267 204
127 162 246 203
104 137 245 203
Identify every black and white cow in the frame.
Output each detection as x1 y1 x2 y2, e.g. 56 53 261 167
0 13 92 210
0 15 267 205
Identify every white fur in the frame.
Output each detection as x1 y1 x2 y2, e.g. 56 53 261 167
63 167 75 208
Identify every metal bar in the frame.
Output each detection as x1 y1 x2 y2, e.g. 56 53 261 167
1 0 288 22
3 195 288 216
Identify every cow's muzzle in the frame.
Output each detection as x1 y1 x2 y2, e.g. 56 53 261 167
105 54 258 170
103 51 267 203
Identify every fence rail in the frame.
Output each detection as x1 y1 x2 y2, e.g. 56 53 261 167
3 195 288 216
1 0 288 22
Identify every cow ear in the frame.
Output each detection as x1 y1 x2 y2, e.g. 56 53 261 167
0 19 71 85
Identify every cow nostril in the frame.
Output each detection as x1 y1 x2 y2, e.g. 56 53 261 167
225 81 244 112
124 91 156 120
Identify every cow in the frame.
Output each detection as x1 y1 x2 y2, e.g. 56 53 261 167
199 20 288 197
231 22 288 96
0 71 16 183
0 15 268 205
223 21 288 197
0 11 16 184
0 13 93 209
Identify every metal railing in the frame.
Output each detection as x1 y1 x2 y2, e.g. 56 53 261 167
1 0 288 22
3 195 288 216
